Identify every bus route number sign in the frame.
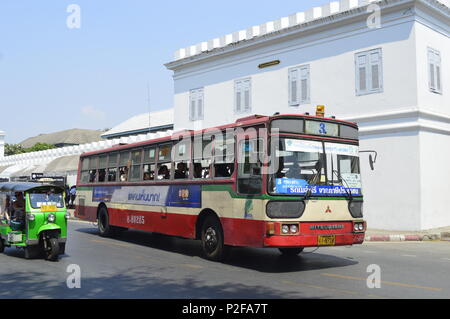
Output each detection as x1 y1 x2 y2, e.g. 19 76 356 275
305 121 339 137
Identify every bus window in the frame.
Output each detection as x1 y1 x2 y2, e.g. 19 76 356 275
158 144 172 162
98 155 107 183
174 139 190 179
237 139 263 194
130 149 142 181
80 157 90 183
119 151 131 182
193 137 212 179
214 137 235 178
107 153 118 182
143 164 155 180
108 168 117 182
143 147 156 181
157 163 171 180
88 156 98 183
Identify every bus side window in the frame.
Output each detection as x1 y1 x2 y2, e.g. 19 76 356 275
157 144 172 180
88 156 98 183
237 139 263 194
107 153 118 182
213 136 235 178
130 149 143 181
193 136 212 179
80 157 90 184
173 137 191 179
98 155 107 183
119 151 131 182
143 147 156 181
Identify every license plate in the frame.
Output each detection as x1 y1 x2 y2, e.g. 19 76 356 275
41 205 57 212
318 235 336 246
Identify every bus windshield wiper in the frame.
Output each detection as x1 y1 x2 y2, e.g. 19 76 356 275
304 161 323 201
332 169 353 202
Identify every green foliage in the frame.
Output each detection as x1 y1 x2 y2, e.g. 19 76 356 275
5 143 55 156
26 143 55 152
5 143 25 156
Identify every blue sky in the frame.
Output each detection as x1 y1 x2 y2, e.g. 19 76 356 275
0 0 327 144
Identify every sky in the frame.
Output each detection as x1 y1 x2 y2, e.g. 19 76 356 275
0 0 328 144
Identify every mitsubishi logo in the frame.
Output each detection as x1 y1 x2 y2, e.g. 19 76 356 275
325 206 332 214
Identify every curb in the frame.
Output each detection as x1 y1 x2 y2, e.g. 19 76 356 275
365 234 442 242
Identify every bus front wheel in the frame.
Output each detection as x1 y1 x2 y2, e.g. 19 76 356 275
201 216 228 262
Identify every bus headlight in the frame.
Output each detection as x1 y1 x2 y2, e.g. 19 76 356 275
65 212 71 219
48 213 56 223
281 225 290 234
290 225 298 234
27 214 35 221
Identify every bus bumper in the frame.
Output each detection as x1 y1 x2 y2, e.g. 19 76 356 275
264 233 365 248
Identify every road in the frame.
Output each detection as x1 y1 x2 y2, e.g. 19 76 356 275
1 219 449 299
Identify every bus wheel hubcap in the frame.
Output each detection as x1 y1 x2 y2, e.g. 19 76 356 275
205 228 217 251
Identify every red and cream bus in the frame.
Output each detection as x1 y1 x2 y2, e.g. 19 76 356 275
75 110 366 261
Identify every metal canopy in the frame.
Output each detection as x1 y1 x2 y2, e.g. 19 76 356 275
0 182 64 193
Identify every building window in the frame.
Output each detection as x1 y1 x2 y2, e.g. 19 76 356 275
235 78 251 114
428 48 442 94
289 65 310 106
189 88 204 121
355 48 383 95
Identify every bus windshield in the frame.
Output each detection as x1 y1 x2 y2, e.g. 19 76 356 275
270 138 362 196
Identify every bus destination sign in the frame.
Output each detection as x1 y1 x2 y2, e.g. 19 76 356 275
305 120 339 137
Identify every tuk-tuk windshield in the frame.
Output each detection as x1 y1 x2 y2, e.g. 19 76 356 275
29 191 65 209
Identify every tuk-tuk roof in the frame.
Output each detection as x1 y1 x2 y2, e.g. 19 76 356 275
0 182 64 193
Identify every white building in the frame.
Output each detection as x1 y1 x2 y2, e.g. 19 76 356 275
166 0 450 230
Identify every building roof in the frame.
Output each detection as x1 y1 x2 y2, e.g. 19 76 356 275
20 129 104 148
101 109 174 139
166 0 449 68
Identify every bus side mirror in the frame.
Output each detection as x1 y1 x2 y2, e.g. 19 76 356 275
369 155 375 171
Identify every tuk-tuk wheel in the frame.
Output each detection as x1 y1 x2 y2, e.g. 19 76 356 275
0 239 4 253
44 238 60 262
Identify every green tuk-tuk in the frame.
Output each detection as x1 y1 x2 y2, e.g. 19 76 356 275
0 182 69 261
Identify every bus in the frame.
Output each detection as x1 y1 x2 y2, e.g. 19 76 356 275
75 109 366 261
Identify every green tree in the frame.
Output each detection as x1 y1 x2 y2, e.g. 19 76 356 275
5 143 25 156
25 143 55 152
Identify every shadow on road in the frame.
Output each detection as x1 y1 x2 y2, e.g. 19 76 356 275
0 268 311 299
75 225 357 274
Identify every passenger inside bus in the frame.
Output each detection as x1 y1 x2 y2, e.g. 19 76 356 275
174 162 188 179
215 163 234 178
119 167 128 182
157 165 170 180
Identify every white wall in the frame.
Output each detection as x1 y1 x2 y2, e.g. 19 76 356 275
172 10 418 131
414 17 450 115
419 130 450 229
360 131 422 230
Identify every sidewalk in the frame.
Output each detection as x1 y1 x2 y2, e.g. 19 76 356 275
365 226 450 242
67 209 450 242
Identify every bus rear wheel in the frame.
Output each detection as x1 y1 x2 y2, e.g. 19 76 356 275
98 206 114 237
278 247 304 257
201 216 228 262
